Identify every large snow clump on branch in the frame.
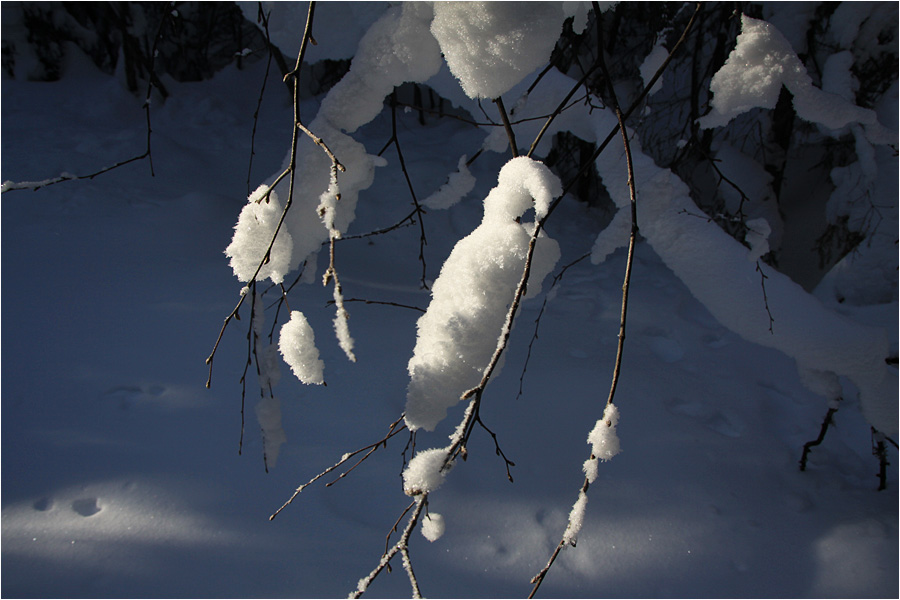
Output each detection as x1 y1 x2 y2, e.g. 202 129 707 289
700 15 895 144
226 185 292 285
404 157 562 432
430 2 604 100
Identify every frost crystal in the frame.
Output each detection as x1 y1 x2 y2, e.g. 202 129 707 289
278 311 325 385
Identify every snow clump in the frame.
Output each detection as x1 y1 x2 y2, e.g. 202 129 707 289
225 185 292 285
278 311 325 385
403 448 452 495
421 512 446 542
583 403 621 483
404 157 562 432
700 15 895 144
430 2 570 99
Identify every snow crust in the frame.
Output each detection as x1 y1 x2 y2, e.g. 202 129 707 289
404 157 562 432
278 311 325 385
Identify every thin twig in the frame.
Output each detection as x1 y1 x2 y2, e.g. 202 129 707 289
380 92 429 288
350 496 427 598
270 414 407 520
494 96 519 158
529 4 644 594
2 4 174 194
247 4 276 195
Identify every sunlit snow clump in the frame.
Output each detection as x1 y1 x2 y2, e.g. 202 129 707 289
404 157 562 432
279 311 325 385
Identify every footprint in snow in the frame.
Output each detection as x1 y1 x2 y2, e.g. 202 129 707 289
72 497 102 517
33 497 53 512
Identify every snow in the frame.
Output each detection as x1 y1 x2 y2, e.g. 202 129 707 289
700 15 896 145
225 184 292 284
2 4 897 599
279 311 325 385
422 155 476 210
430 2 569 100
404 157 562 432
402 448 452 495
420 512 445 542
639 42 668 96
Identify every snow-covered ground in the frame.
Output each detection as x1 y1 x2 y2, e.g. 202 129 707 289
2 11 898 599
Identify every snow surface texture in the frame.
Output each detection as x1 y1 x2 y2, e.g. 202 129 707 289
404 157 562 432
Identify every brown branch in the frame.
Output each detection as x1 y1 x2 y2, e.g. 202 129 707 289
2 5 174 194
351 496 427 598
529 4 645 594
494 95 519 158
270 414 407 520
377 92 429 288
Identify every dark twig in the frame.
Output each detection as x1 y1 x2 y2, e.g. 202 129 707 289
800 403 839 471
270 414 407 520
2 4 174 194
247 3 276 195
529 4 644 595
327 298 426 313
494 96 519 157
871 428 890 491
379 92 429 288
517 253 591 401
756 261 775 334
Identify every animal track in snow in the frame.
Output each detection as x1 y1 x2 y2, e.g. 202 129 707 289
71 497 102 517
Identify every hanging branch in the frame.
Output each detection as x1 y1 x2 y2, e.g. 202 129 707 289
1 3 175 194
246 4 277 195
377 92 430 288
207 1 340 388
350 496 427 599
270 414 407 520
529 4 645 595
